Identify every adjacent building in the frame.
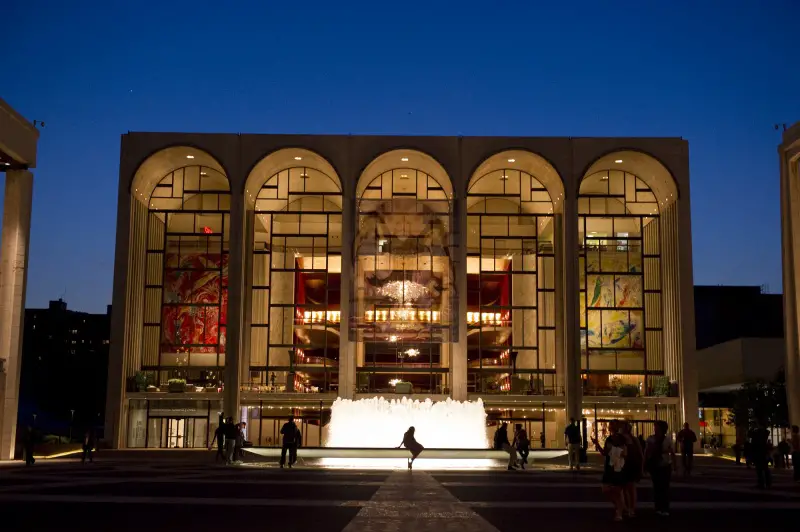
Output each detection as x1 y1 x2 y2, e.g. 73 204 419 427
695 285 785 445
0 97 37 459
106 133 697 449
18 300 111 437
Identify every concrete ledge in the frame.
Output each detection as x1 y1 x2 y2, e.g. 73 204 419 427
244 447 568 460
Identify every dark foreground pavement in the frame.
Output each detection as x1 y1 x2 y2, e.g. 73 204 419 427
0 455 798 531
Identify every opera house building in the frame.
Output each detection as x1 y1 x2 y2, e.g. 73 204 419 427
105 133 697 450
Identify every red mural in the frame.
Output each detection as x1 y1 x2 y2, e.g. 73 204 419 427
161 253 228 353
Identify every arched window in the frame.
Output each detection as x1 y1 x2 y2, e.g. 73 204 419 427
467 166 556 394
355 159 453 394
248 162 342 394
143 165 231 386
578 169 664 397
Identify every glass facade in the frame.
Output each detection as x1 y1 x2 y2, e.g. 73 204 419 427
116 141 691 450
141 166 230 387
578 170 664 397
127 398 222 448
248 167 342 393
466 168 556 394
355 168 453 394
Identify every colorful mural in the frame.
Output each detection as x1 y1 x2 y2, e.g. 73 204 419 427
583 251 644 351
161 252 228 353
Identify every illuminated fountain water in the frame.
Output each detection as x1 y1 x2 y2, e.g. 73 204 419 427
326 396 489 449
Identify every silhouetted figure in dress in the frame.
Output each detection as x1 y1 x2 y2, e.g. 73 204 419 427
398 426 424 470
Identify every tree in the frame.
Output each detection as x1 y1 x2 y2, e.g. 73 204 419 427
727 369 788 430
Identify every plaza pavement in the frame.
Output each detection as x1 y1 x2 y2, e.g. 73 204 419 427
0 453 798 531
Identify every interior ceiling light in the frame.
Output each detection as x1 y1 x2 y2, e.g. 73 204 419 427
405 348 420 358
500 174 509 180
507 158 515 163
378 280 429 302
186 155 195 159
401 157 409 162
200 171 207 176
601 175 609 180
400 173 408 179
615 159 623 163
294 156 303 161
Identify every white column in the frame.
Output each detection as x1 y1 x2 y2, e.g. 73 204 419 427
782 151 800 426
224 188 245 421
0 170 33 460
338 187 356 398
452 191 468 400
562 199 582 422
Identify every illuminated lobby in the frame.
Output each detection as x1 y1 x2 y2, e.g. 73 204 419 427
106 133 698 450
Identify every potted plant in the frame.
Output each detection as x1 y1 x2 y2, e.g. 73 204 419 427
652 376 670 397
204 383 218 393
618 384 639 398
168 378 187 393
134 371 149 392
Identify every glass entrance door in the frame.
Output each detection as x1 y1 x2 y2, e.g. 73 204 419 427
154 418 209 448
166 418 186 448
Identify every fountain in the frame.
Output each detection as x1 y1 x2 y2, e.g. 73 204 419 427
325 396 489 449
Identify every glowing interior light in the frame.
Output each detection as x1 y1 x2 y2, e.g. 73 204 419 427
389 378 401 387
326 397 489 449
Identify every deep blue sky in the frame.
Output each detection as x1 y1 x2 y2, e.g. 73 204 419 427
2 0 798 314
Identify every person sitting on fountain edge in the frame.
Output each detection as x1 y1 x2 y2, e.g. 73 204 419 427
398 426 424 470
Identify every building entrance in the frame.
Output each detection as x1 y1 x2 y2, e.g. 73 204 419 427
152 417 208 448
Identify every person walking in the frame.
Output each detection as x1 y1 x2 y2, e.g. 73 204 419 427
494 423 518 470
22 426 35 467
398 426 424 470
777 438 791 469
223 417 238 464
81 428 96 464
513 424 530 469
564 418 582 471
591 420 627 522
233 422 246 464
790 425 800 483
210 422 226 462
750 422 772 488
621 422 643 518
279 416 300 469
676 422 697 477
645 420 676 517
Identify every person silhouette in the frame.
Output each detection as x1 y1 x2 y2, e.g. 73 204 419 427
398 426 424 470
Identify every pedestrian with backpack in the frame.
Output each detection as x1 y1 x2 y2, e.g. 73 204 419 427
645 420 676 517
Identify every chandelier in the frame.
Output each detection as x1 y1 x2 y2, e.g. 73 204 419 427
377 280 429 302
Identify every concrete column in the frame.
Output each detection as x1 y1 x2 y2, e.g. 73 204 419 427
782 150 800 426
562 199 582 422
224 189 245 421
452 189 468 400
0 170 33 460
338 185 356 399
105 189 133 449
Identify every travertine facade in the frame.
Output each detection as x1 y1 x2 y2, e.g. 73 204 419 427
107 133 697 449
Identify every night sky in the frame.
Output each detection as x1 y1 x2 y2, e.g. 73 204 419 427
2 0 799 314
